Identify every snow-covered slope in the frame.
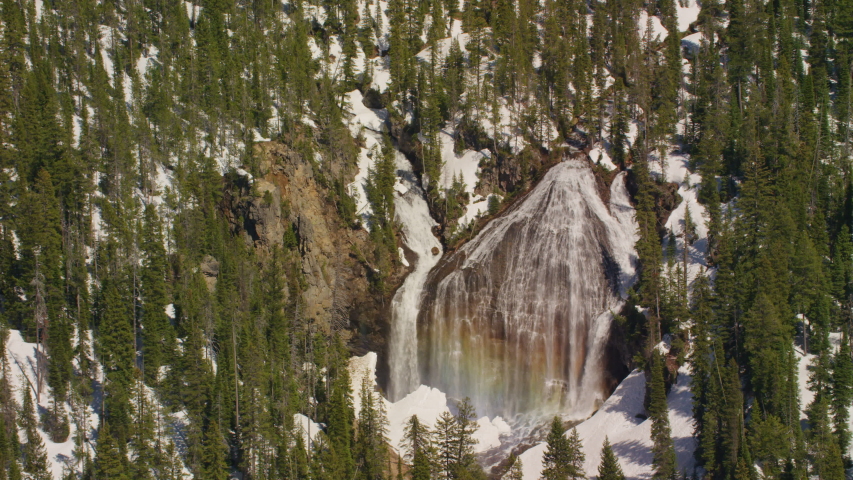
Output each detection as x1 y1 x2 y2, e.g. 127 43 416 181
349 353 512 455
4 330 99 479
796 333 853 460
3 329 197 479
517 365 696 480
650 148 711 293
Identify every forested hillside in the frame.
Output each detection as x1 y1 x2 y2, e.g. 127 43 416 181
0 0 852 479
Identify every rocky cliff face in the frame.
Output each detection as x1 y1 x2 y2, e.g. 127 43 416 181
415 160 640 418
219 141 398 349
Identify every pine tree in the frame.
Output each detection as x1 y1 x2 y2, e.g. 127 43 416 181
97 275 136 452
742 293 791 417
17 170 63 343
140 204 172 385
565 427 585 480
324 341 356 479
541 416 573 480
454 398 479 464
598 437 625 480
832 225 853 301
0 414 8 480
402 415 433 480
806 397 846 480
435 410 456 478
831 332 853 456
94 422 129 480
98 279 135 385
649 353 677 480
507 455 523 480
20 389 51 480
201 418 228 480
355 376 388 480
129 376 157 480
434 397 483 479
0 404 22 480
633 151 664 333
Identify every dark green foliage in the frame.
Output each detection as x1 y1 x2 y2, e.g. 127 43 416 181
806 397 846 480
506 455 524 480
20 389 50 480
402 415 434 480
97 279 135 385
648 353 677 480
140 204 173 385
743 294 793 417
541 417 584 480
2 1 853 478
94 422 128 480
435 398 484 480
365 136 399 293
202 418 229 480
598 437 625 480
633 153 664 338
355 376 389 480
831 333 853 455
0 414 9 480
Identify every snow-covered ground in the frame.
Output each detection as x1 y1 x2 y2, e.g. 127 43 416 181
435 129 501 227
349 353 512 454
294 413 323 450
343 88 390 225
590 143 617 171
795 333 853 459
638 10 668 43
4 329 99 479
649 147 711 294
517 365 696 480
415 19 470 62
3 329 195 479
348 350 698 480
676 0 702 33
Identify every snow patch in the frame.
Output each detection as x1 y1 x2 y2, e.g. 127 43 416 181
4 330 101 480
590 143 617 171
676 0 701 32
386 385 450 452
639 10 669 42
518 366 696 479
293 413 323 449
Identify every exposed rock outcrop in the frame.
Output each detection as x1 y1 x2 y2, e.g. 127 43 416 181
200 255 220 291
219 141 397 349
415 160 639 417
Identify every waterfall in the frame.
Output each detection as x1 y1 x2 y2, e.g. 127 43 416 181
388 153 443 401
417 160 638 418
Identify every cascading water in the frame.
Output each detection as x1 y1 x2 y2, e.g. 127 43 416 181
387 153 443 401
416 159 638 418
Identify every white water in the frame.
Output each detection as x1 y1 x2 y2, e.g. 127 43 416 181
387 152 443 401
418 160 638 418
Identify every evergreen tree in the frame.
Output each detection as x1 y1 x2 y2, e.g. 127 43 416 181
94 422 129 480
507 455 523 480
435 410 456 479
0 414 9 480
435 397 483 479
831 333 853 458
402 415 434 480
97 277 136 447
648 353 677 480
140 204 172 384
201 418 228 480
20 389 51 480
355 376 388 480
541 416 584 480
598 437 625 480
